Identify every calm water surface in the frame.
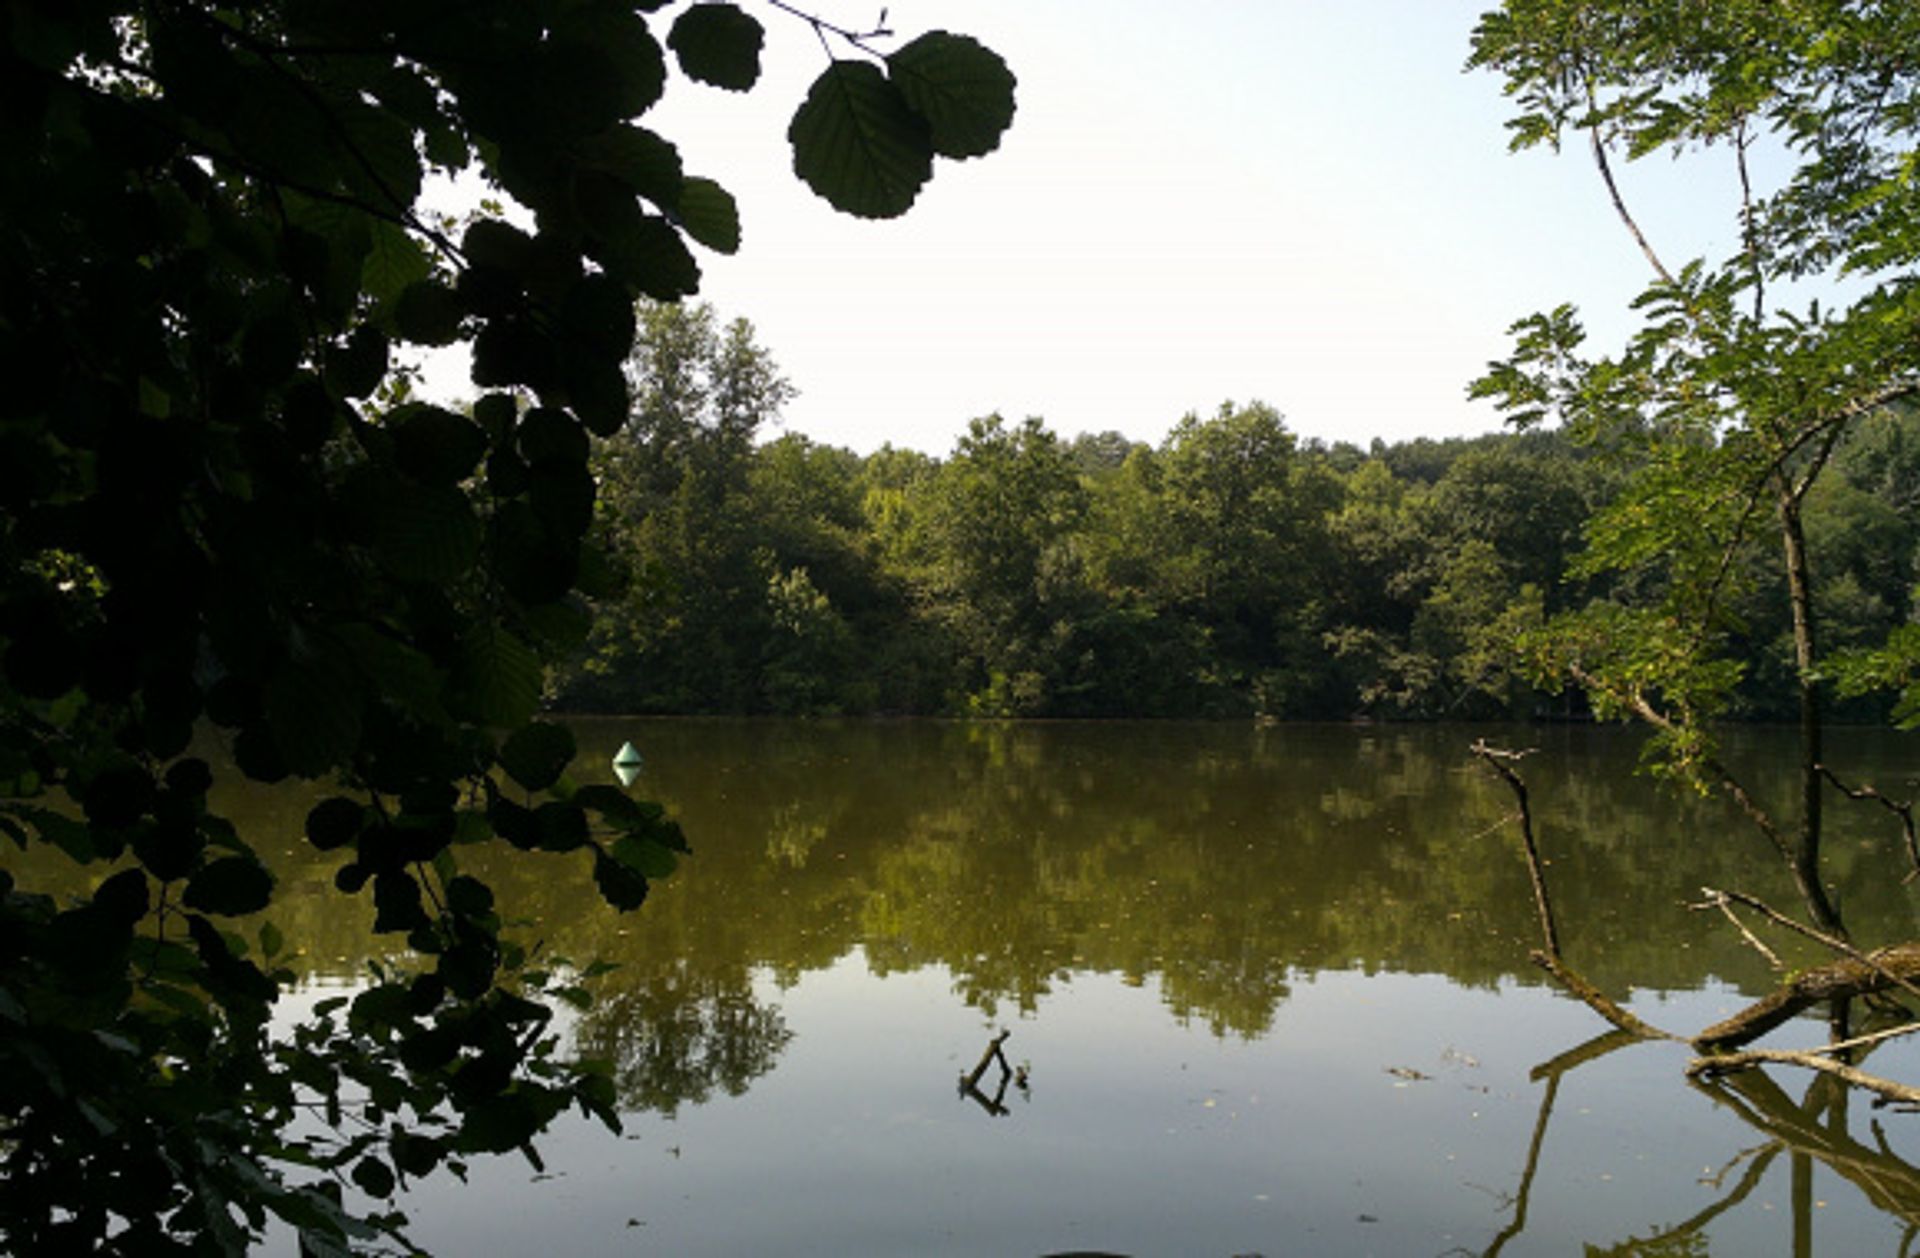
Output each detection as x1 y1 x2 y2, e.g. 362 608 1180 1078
42 720 1920 1254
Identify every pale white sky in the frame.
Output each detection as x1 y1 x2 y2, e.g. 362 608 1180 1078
460 2 1763 455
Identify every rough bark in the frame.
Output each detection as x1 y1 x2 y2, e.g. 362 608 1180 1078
1694 943 1920 1051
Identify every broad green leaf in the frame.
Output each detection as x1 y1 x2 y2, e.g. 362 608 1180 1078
364 481 483 583
332 624 447 720
451 627 540 728
888 31 1017 160
362 220 430 306
498 721 577 792
574 125 684 209
337 96 424 209
668 4 764 91
789 61 932 219
610 833 677 879
676 176 740 254
391 404 489 487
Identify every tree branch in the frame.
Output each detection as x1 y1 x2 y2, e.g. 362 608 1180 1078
1820 764 1920 883
1587 120 1674 285
1470 741 1560 958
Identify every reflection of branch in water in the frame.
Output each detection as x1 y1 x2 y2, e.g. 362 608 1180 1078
958 1029 1028 1117
1486 1029 1650 1256
1585 1145 1779 1257
1481 1068 1557 1258
1692 1065 1920 1231
1486 1029 1779 1258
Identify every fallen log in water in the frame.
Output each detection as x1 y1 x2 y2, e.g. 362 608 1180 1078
1694 943 1920 1051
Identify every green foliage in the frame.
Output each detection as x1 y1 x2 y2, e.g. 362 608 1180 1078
790 33 1015 217
1469 0 1920 932
0 2 1012 1252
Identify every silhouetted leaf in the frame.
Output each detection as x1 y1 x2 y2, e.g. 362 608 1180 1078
610 833 678 879
668 4 763 91
183 857 275 916
393 281 466 346
306 797 366 851
498 722 576 791
451 627 540 728
789 61 931 218
677 176 740 254
574 125 684 209
887 31 1017 159
266 660 363 778
392 404 489 486
592 848 649 910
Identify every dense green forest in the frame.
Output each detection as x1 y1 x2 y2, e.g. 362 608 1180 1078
554 301 1920 722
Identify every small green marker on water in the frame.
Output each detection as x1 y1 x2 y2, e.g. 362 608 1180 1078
612 741 644 786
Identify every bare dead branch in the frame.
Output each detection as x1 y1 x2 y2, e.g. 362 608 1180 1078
1821 764 1920 883
1470 741 1560 959
1531 949 1679 1041
1688 1048 1920 1108
1690 890 1785 970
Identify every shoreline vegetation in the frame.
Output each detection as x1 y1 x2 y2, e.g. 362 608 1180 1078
557 312 1920 727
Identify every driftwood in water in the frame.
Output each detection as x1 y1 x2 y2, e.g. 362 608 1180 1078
958 1030 1022 1117
1693 943 1920 1051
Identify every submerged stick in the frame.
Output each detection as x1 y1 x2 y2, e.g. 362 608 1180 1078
1471 741 1560 959
1471 741 1676 1041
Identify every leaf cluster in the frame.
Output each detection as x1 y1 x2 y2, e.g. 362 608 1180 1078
0 1 1011 1252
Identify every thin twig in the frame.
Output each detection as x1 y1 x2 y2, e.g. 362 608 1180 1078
1586 115 1674 285
1813 1019 1920 1060
1690 890 1785 970
1735 117 1765 322
1705 887 1920 1007
764 0 893 57
1820 764 1920 883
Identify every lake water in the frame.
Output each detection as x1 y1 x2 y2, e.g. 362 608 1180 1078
45 719 1920 1254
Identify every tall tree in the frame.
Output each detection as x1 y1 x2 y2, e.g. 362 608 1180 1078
917 414 1088 713
1469 0 1920 932
0 3 1013 1251
572 303 794 711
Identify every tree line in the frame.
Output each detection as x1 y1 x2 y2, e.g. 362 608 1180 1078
554 301 1920 722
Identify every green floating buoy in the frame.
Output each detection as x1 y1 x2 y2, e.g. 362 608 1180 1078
612 741 644 786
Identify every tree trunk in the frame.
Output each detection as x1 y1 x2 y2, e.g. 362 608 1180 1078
1777 485 1844 936
1692 942 1920 1050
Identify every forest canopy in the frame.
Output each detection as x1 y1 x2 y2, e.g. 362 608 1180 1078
560 300 1920 724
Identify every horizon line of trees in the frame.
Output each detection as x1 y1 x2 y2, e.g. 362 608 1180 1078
551 303 1920 723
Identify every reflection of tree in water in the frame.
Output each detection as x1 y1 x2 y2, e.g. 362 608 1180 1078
571 963 793 1117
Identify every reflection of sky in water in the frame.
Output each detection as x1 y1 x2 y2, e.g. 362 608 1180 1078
365 950 1920 1257
43 720 1920 1250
